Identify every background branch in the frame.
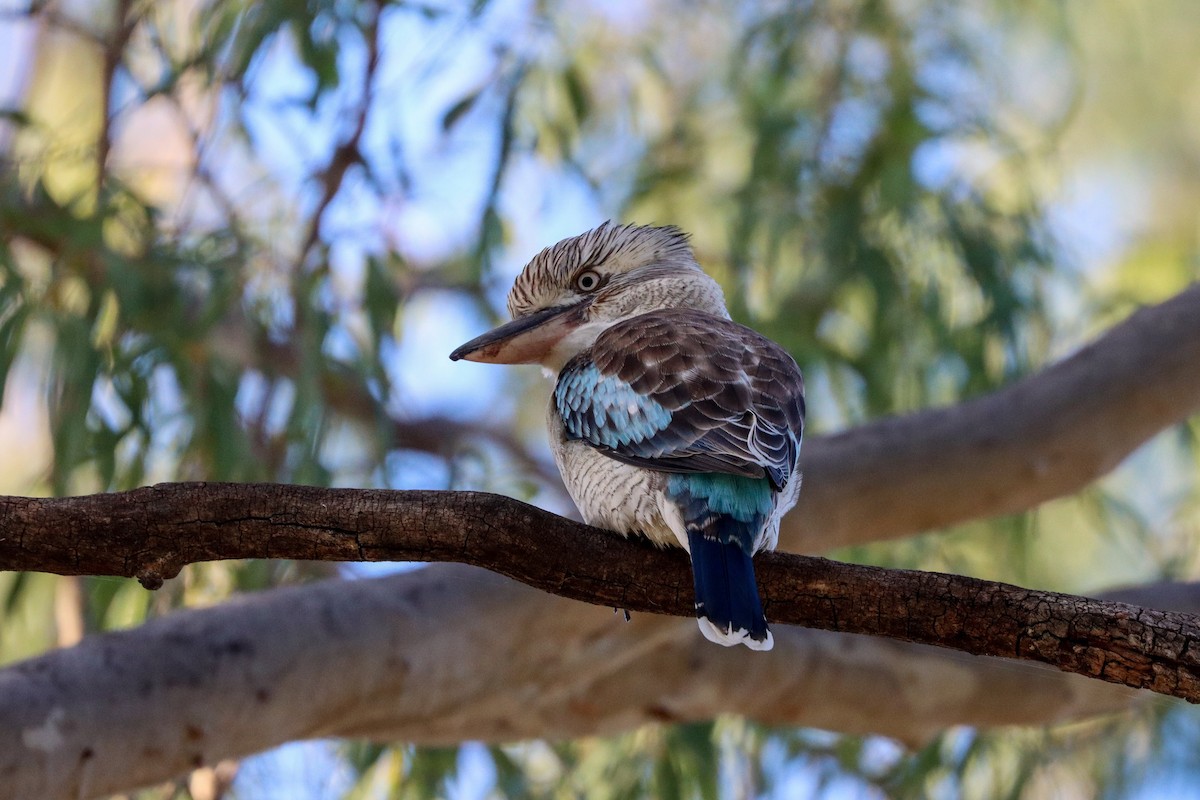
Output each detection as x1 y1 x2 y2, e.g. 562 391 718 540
789 281 1200 550
0 565 1161 800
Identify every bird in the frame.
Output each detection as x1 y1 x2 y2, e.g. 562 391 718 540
449 222 805 650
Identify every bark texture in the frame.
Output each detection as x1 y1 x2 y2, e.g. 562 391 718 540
0 566 1165 800
2 483 1199 701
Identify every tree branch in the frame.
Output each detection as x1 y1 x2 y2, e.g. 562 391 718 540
2 483 1199 702
789 281 1200 550
95 0 136 192
0 565 1160 800
294 0 381 266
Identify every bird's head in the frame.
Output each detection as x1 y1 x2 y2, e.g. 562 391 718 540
450 222 728 371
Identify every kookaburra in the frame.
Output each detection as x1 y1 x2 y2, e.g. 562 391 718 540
450 222 805 650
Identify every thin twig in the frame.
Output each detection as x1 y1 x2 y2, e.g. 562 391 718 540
295 0 384 268
96 0 137 193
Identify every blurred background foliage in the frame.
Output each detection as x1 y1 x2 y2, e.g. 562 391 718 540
0 0 1198 797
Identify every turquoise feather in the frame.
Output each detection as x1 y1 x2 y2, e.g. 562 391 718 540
666 472 773 553
556 363 673 449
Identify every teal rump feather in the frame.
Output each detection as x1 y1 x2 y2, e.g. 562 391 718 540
667 473 773 647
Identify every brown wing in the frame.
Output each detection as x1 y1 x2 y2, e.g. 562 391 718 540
554 309 805 490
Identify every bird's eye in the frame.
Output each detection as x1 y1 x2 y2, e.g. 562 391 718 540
575 270 602 292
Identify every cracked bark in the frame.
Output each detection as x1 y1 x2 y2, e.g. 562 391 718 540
0 282 1198 798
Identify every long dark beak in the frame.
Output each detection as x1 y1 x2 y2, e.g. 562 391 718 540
449 303 584 364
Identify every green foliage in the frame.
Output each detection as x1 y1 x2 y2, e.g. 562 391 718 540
0 0 1197 797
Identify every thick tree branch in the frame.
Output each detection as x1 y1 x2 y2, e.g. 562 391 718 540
0 566 1161 800
789 281 1200 550
2 483 1199 702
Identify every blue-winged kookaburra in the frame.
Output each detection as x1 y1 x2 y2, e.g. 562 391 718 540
450 222 805 650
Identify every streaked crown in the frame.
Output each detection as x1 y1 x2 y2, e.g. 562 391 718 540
506 222 705 319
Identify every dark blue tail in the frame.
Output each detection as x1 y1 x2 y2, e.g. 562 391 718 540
687 530 772 651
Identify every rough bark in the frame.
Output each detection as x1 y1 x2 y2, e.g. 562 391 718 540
2 483 1199 701
0 566 1166 800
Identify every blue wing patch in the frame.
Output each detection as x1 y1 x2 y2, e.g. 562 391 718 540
555 362 673 448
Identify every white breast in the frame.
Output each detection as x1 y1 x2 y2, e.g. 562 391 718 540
546 399 686 550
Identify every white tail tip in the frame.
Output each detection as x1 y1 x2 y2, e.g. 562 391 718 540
697 617 774 651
